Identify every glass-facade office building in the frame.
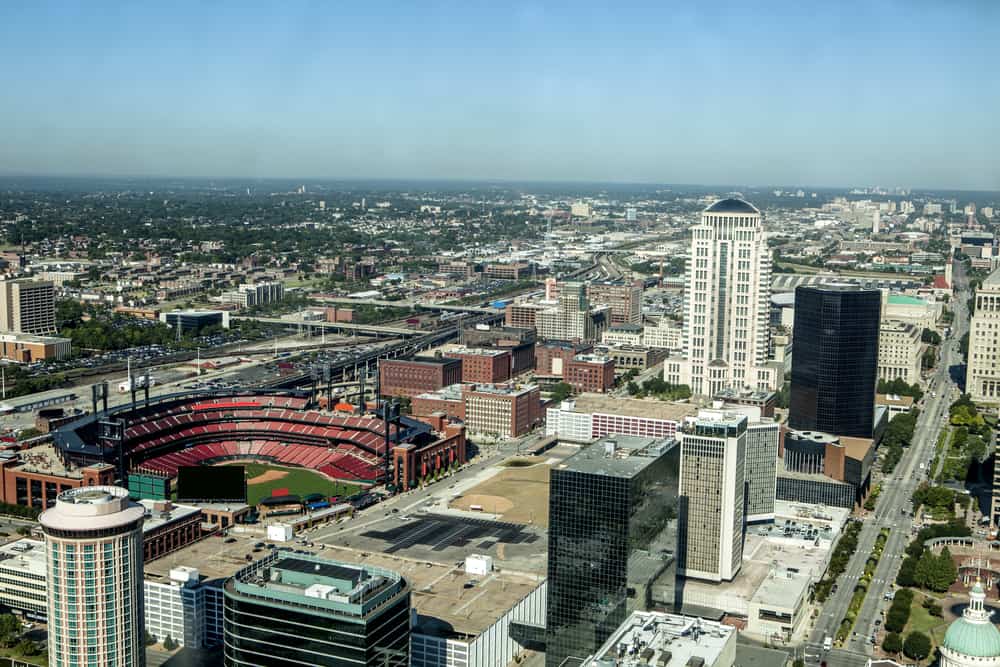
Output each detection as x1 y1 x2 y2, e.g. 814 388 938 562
788 284 880 438
223 553 410 666
545 435 680 667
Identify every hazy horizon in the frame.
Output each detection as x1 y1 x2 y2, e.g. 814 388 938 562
2 2 999 190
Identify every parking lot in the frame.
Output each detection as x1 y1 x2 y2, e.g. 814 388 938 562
327 512 548 575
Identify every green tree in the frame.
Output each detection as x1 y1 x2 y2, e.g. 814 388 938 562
882 632 903 654
933 547 958 592
922 347 937 370
896 555 917 587
0 613 20 648
903 631 932 661
14 639 39 656
163 635 177 650
550 382 573 402
914 549 938 589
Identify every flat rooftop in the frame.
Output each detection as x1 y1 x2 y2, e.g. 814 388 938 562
876 393 915 408
138 500 203 533
144 530 269 582
0 331 71 344
839 435 875 462
714 387 775 402
231 552 405 615
887 294 928 306
775 459 856 486
415 384 464 402
441 345 508 358
343 512 547 575
572 354 611 364
12 442 86 479
558 435 676 478
467 383 538 397
585 611 735 667
409 355 462 366
322 544 542 638
571 393 697 422
0 538 46 577
681 501 847 615
750 568 810 606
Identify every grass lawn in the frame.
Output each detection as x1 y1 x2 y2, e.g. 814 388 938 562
222 462 361 506
908 593 950 644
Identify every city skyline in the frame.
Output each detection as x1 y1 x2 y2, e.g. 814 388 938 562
2 2 999 189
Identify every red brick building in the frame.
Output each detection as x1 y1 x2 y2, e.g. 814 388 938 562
461 326 536 375
392 424 466 491
565 354 616 393
505 302 545 329
411 384 465 420
0 445 116 508
535 341 593 378
442 346 512 384
140 500 205 562
379 356 462 398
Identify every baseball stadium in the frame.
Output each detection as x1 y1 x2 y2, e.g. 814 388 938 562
0 388 468 510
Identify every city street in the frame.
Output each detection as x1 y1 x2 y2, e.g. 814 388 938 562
806 260 970 665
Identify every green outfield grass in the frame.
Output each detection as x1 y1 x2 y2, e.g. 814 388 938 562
222 462 361 506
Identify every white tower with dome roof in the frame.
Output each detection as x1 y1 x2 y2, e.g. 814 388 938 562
941 581 1000 667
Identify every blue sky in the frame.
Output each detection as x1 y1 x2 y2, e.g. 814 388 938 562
1 1 998 189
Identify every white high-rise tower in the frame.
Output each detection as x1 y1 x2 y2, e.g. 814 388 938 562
665 198 778 396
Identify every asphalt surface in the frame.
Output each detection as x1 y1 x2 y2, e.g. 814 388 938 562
805 260 970 665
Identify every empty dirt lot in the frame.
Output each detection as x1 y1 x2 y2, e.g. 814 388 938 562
450 457 551 527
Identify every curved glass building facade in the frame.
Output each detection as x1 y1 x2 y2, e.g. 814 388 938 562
223 553 410 666
40 486 146 667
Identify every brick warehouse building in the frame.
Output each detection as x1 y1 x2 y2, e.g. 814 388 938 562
565 354 616 393
379 356 463 398
411 383 542 439
535 341 593 379
411 384 465 421
461 326 536 375
440 346 512 384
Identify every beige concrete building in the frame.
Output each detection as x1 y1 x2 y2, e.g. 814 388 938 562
585 280 643 325
967 268 1000 404
535 282 609 343
0 278 56 335
878 319 922 385
642 317 684 351
667 199 777 395
678 412 747 582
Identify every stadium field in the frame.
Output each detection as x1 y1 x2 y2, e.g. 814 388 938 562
222 462 361 506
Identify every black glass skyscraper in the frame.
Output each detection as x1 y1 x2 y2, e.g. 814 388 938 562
788 284 881 438
544 436 680 667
